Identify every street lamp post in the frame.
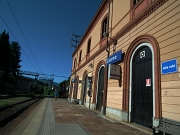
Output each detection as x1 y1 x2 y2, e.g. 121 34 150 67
102 0 118 114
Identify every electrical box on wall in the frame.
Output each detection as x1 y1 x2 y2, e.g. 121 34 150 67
108 64 121 80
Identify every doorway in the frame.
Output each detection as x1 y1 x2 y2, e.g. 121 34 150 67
131 46 153 128
96 66 104 111
73 78 78 100
82 75 88 105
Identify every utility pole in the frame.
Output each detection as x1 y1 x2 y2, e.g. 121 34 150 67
70 33 81 48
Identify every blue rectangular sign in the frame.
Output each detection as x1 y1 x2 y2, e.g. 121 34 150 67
71 78 75 83
161 59 177 74
106 50 122 66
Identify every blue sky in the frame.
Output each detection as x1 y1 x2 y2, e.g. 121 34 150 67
0 0 102 83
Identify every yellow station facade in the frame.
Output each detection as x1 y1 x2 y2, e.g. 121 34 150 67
69 0 180 131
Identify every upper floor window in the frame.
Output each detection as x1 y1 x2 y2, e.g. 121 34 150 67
73 58 77 69
87 38 91 54
134 0 140 5
79 50 82 63
101 17 107 39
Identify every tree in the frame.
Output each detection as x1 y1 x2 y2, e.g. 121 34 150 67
10 41 21 77
0 31 11 88
0 31 11 72
59 78 70 98
0 31 22 93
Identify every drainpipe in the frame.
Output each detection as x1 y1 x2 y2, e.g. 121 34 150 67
103 0 111 114
106 0 110 57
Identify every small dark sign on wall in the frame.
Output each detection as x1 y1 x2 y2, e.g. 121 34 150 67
108 64 121 79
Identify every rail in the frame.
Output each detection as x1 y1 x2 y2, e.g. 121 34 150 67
0 97 42 128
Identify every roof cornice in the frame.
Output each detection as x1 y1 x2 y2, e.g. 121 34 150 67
72 0 108 57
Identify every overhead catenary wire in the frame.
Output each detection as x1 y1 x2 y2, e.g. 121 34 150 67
45 69 71 74
0 16 69 82
1 1 71 82
0 15 17 41
53 75 69 78
0 14 37 72
7 0 42 73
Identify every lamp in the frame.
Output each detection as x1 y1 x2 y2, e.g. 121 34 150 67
88 63 93 68
103 32 117 45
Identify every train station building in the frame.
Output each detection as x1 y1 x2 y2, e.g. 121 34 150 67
69 0 180 131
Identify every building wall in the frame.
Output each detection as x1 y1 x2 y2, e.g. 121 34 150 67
126 0 180 122
70 0 180 126
153 0 180 121
102 0 180 122
74 10 108 66
17 78 32 93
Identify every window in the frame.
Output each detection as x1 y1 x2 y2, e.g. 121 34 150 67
73 58 77 69
134 0 140 5
87 38 91 54
79 50 82 63
101 17 107 39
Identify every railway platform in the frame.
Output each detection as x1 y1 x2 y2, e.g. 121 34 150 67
0 98 153 135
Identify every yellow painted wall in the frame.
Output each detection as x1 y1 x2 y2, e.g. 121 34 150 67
71 0 180 120
110 0 130 37
76 10 108 66
107 86 123 110
103 0 180 118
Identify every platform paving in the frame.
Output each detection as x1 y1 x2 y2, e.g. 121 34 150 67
7 98 153 135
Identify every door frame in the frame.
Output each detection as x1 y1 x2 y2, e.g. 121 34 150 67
96 65 105 111
82 75 88 105
123 34 161 128
129 43 155 125
81 70 88 105
73 76 79 99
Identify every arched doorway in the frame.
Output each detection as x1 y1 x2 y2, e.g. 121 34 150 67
82 75 88 105
130 44 153 128
73 77 79 100
96 66 105 111
123 35 161 128
69 82 73 99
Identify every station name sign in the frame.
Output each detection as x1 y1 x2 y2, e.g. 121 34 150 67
161 59 177 74
71 78 75 83
106 50 122 66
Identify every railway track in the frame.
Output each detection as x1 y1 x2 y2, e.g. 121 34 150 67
0 97 42 128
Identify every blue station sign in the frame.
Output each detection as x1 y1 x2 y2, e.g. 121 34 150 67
106 50 122 66
71 78 76 83
161 59 177 74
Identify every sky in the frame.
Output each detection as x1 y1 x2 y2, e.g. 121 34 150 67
0 0 102 83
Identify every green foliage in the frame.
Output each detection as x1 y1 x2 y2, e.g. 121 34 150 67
0 30 22 91
44 86 53 96
7 75 15 84
59 78 70 98
0 30 11 74
0 97 31 107
59 77 70 89
10 41 21 76
30 82 44 95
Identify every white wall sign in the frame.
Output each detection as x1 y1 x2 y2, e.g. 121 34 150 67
146 78 151 87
